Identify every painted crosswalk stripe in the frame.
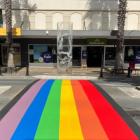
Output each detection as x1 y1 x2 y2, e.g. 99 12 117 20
59 80 84 140
35 80 61 140
0 80 139 140
71 80 109 140
0 80 46 140
11 80 54 140
80 80 138 140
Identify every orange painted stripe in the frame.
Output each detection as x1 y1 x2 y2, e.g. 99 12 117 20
71 80 109 140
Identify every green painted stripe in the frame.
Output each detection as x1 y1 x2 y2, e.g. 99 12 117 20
34 80 62 140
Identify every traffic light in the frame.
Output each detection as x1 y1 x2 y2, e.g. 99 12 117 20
0 9 3 27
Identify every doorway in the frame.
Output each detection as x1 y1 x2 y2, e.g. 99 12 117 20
87 46 103 67
72 47 81 66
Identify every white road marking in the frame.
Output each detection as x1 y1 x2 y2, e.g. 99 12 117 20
0 86 11 95
100 83 130 87
33 75 98 80
118 87 140 98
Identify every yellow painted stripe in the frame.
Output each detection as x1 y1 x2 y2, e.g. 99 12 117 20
59 80 84 140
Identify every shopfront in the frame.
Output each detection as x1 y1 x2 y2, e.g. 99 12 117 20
28 44 57 66
1 33 140 69
104 45 140 68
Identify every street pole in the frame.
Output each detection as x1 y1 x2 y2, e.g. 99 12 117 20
100 48 104 78
26 50 29 76
26 64 29 76
0 66 2 75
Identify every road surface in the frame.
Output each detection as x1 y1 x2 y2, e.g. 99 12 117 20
0 80 139 140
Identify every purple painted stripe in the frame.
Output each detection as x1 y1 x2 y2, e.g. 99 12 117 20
0 80 46 140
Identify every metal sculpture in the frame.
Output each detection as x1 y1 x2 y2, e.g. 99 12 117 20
57 23 73 73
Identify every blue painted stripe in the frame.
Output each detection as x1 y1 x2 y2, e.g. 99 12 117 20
11 80 54 140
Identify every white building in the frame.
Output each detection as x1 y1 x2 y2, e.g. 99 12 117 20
0 0 140 67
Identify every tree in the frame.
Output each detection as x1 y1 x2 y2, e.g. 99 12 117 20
4 0 14 73
115 0 127 72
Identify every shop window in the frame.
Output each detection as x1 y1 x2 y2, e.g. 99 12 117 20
29 45 33 50
125 46 140 64
135 47 140 64
105 47 116 66
124 46 135 63
29 44 57 63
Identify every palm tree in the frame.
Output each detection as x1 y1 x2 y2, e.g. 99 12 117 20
115 0 127 72
4 0 14 73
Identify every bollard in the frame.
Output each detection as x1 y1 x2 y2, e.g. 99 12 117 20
26 65 29 76
127 67 131 78
100 66 103 78
0 66 2 75
99 51 104 78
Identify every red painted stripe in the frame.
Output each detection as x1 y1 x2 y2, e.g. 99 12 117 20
71 80 109 140
80 80 138 140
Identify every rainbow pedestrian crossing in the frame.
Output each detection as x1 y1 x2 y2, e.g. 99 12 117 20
0 80 139 140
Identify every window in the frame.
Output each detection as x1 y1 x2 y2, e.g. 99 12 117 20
70 13 82 30
92 13 102 30
127 14 138 30
124 46 140 64
35 13 46 30
52 13 63 30
105 47 116 66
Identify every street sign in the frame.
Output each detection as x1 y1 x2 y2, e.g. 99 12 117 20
0 28 21 36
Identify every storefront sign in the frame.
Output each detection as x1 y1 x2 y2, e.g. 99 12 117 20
41 52 52 63
0 28 21 36
87 38 107 45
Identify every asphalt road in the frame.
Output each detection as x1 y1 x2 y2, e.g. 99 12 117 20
0 79 34 111
95 78 140 127
0 78 140 128
0 79 139 140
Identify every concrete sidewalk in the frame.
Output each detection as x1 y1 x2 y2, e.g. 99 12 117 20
0 67 100 76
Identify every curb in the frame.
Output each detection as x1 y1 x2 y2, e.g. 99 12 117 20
0 76 37 80
32 75 99 80
0 75 99 80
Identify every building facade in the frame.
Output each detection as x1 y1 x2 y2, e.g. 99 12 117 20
0 0 140 68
